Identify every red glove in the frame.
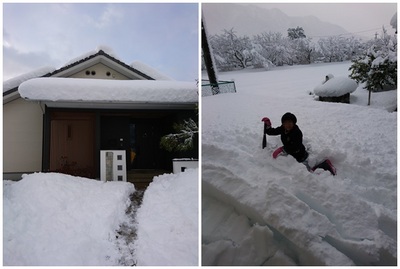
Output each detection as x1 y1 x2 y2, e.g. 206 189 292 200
261 117 271 127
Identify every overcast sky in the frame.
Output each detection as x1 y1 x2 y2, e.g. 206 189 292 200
249 3 397 38
3 3 199 81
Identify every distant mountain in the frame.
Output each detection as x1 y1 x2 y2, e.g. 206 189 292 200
202 3 349 38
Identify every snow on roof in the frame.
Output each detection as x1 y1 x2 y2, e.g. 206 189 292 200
314 75 358 97
130 61 173 81
3 66 56 93
61 45 120 68
19 77 198 103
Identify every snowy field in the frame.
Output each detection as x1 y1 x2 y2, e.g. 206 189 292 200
3 169 198 266
202 61 397 265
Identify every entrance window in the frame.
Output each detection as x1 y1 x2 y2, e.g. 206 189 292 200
129 123 137 168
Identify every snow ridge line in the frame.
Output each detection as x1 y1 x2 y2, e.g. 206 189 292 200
202 163 355 265
202 142 397 265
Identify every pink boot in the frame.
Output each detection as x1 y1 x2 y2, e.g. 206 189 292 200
272 147 285 159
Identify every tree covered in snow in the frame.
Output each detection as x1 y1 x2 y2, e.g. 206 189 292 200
253 32 292 66
287 26 306 40
204 26 371 71
287 27 315 64
209 29 254 70
248 43 274 69
349 27 397 93
291 36 315 64
160 118 198 152
317 36 364 63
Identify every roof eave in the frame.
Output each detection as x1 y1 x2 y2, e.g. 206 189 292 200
3 90 20 104
37 100 197 110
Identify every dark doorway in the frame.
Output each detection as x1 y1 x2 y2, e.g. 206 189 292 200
49 112 95 178
100 116 162 170
133 120 161 169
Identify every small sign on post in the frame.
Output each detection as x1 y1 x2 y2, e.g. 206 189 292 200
100 150 127 182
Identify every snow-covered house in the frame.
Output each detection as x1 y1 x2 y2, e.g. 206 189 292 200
3 48 198 185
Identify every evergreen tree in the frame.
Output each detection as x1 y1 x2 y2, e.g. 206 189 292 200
287 27 306 40
349 27 397 105
160 118 198 152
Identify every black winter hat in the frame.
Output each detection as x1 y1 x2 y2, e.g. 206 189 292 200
281 112 297 124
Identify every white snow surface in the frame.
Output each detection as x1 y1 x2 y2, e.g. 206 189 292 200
3 66 56 93
4 169 199 266
202 62 397 265
134 169 199 265
61 45 120 67
3 173 135 266
130 61 173 81
19 77 198 103
314 75 358 97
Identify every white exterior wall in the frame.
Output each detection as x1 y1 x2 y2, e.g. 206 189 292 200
3 98 43 173
69 63 130 80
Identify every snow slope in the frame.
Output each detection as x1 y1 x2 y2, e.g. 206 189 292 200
4 169 199 266
134 169 199 266
202 62 397 265
3 173 135 266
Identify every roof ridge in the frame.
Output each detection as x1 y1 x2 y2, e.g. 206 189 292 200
46 49 155 80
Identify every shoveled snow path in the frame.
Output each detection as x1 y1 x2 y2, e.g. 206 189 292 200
202 62 396 265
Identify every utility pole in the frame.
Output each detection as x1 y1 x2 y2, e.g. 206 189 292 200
201 15 219 94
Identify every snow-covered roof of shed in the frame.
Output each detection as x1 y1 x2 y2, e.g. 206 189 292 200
3 66 56 94
19 77 198 103
314 75 358 97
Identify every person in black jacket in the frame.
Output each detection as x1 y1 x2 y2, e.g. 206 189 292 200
262 112 309 163
261 112 336 175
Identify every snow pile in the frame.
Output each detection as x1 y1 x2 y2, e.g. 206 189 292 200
3 66 55 93
131 61 173 81
19 77 198 103
202 62 396 265
314 74 358 97
134 169 199 266
3 173 135 266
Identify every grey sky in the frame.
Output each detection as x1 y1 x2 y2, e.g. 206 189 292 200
3 3 199 81
249 3 397 38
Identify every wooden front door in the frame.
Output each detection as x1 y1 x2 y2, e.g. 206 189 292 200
50 112 95 178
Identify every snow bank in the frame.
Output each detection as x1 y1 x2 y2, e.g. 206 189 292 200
314 75 358 97
202 62 396 265
134 169 199 266
3 66 55 93
3 173 135 266
19 77 198 103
